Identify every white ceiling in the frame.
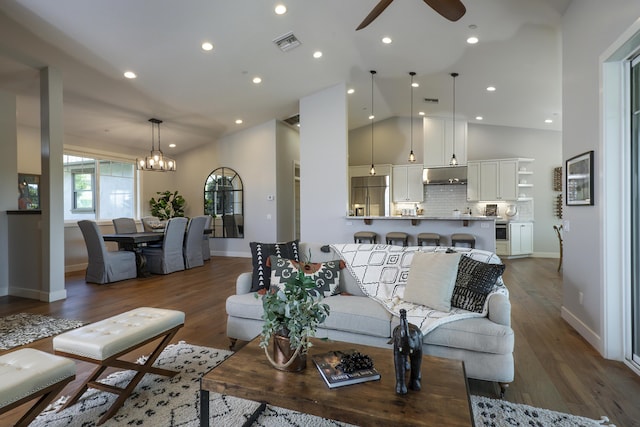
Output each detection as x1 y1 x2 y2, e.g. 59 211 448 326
0 0 568 156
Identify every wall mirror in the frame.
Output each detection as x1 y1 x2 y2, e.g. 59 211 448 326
204 167 244 238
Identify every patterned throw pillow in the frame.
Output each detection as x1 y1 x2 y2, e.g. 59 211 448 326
451 255 506 313
249 241 299 292
268 255 344 297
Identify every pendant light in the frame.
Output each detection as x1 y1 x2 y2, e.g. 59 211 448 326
408 72 416 163
137 118 176 172
369 70 377 176
449 72 459 166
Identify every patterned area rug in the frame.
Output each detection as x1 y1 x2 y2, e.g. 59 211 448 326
32 342 613 427
0 313 84 350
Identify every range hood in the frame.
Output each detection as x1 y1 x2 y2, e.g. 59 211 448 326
423 166 468 185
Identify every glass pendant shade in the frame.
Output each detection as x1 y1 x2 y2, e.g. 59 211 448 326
369 70 377 175
449 72 459 166
408 72 416 163
137 118 176 172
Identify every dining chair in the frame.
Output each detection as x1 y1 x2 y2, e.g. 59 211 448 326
112 217 138 251
78 220 137 284
201 215 212 261
142 217 188 274
183 215 208 269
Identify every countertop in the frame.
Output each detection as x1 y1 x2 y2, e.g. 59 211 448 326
347 215 500 221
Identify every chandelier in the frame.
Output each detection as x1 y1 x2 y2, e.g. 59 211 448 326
137 118 176 172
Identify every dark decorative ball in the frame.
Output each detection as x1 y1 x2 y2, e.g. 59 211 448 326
336 351 374 373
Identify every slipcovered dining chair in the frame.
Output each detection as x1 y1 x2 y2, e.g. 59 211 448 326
112 217 138 251
183 215 208 269
78 220 137 284
201 215 212 261
141 217 188 274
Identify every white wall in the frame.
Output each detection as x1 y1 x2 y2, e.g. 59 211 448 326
467 124 562 255
0 90 17 296
300 83 351 243
176 120 278 257
562 0 640 356
349 116 424 166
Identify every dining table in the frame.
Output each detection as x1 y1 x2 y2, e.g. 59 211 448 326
102 232 164 277
103 229 212 277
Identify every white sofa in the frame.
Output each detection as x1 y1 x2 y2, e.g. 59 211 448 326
226 242 515 395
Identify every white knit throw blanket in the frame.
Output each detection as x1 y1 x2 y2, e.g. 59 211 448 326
330 243 508 336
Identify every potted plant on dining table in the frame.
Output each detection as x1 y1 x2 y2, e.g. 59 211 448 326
259 270 330 372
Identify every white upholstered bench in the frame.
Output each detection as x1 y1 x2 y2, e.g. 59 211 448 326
53 307 185 425
0 348 76 427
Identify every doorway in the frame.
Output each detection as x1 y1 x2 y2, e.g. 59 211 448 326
631 55 640 367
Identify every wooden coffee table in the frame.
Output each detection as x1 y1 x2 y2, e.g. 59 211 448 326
200 338 474 426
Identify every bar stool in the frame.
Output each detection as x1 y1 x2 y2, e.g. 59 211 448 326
354 231 377 244
451 233 476 248
417 232 441 246
386 232 409 247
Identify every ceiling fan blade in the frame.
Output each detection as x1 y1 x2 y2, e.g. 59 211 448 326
422 0 466 22
356 0 395 31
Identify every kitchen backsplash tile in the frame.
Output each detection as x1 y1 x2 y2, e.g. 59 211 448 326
398 185 535 220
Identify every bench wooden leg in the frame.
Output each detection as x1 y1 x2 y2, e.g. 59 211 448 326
10 376 75 427
229 338 237 351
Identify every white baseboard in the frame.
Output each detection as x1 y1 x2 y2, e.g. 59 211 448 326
532 252 560 258
9 286 66 302
66 263 87 273
561 305 603 355
211 251 251 258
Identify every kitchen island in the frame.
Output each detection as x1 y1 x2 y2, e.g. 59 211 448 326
346 215 497 252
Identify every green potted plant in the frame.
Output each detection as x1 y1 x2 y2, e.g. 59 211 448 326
259 270 330 372
149 190 185 220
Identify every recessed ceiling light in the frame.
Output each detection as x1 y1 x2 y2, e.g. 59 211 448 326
475 116 483 121
418 111 425 116
411 82 419 88
347 88 355 94
201 42 214 51
253 77 262 84
235 119 243 124
169 143 176 148
486 86 496 92
545 119 553 123
369 114 375 120
382 36 392 44
123 71 137 79
467 36 479 44
275 4 287 15
313 51 323 59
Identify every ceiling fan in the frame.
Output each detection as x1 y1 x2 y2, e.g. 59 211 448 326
356 0 466 30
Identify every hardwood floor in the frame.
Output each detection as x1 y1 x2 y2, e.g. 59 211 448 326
1 256 639 426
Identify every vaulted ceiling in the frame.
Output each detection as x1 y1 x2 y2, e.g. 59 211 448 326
0 0 568 156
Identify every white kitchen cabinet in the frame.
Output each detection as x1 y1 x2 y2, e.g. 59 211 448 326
423 117 467 167
509 222 533 256
466 161 480 201
392 164 424 202
466 158 531 201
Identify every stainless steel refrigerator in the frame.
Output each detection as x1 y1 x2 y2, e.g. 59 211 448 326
350 175 390 217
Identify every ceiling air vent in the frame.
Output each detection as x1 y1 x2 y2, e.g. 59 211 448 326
283 114 300 126
273 32 301 52
424 98 439 104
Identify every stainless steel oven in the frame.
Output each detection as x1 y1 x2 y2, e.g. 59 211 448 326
496 222 508 241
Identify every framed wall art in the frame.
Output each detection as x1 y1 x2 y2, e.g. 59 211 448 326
18 174 41 210
566 151 594 206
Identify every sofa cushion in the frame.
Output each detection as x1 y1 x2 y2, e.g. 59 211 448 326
249 240 299 292
268 255 343 296
403 251 461 312
321 295 392 338
226 293 265 320
423 317 514 355
451 255 505 313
